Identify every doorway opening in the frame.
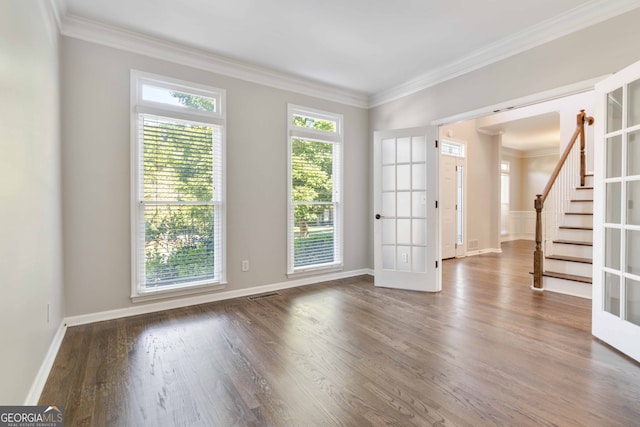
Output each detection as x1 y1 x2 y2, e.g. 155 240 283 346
440 139 466 259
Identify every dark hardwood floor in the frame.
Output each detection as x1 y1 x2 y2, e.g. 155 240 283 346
40 240 640 426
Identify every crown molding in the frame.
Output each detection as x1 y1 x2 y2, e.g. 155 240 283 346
370 0 640 108
58 14 369 109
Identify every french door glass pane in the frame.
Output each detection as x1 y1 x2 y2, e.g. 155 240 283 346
397 137 411 162
627 181 640 225
604 272 621 317
397 192 410 217
606 182 622 223
606 135 622 178
628 131 640 176
607 87 623 133
628 78 640 128
382 192 395 217
626 278 640 326
605 227 621 270
627 230 640 275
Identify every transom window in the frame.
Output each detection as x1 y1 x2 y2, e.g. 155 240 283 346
131 71 226 300
287 105 343 275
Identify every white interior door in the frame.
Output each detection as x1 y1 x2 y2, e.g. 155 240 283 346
441 155 457 259
593 59 640 362
373 127 440 292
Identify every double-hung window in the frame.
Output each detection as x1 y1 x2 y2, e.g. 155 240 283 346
131 71 226 300
287 105 343 275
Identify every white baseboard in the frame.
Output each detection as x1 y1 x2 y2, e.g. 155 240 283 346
24 321 67 405
65 268 373 327
465 248 503 257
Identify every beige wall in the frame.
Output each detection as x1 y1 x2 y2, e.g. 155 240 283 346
61 37 370 317
520 154 560 210
0 2 63 404
439 121 500 251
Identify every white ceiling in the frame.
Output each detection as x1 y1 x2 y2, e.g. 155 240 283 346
480 112 560 151
56 0 638 100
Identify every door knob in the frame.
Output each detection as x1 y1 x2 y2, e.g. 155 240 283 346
375 214 381 219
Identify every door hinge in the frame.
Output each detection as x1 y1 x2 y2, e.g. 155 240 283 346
435 261 439 268
455 204 458 210
435 140 438 148
455 243 458 249
435 200 438 208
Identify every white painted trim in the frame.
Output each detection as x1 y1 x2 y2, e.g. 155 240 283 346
24 322 67 405
370 0 640 107
432 76 606 126
65 269 372 327
465 248 503 257
58 14 368 108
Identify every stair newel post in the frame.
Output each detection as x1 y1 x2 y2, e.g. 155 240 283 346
579 110 586 187
534 194 544 289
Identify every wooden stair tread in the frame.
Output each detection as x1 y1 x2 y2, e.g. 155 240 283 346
559 225 593 230
576 187 594 190
546 254 592 264
543 271 592 284
565 212 592 215
570 199 594 202
553 240 593 246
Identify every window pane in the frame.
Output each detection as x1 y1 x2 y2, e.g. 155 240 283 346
625 279 640 325
606 135 622 178
293 204 335 267
606 182 621 224
292 114 336 132
626 278 640 326
143 116 214 202
607 87 623 133
291 139 333 202
144 204 215 287
604 272 620 317
628 131 640 176
142 84 216 112
627 230 640 275
627 180 640 225
628 78 640 128
605 227 621 270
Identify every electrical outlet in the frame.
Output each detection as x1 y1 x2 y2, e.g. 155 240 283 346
241 260 250 272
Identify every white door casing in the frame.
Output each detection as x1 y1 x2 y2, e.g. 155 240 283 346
593 59 640 363
374 127 440 292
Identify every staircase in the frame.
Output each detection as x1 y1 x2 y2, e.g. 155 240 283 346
532 110 595 298
541 174 593 298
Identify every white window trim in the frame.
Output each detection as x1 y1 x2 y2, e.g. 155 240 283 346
130 70 227 302
287 104 344 277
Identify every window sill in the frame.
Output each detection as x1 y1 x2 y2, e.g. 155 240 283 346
287 264 343 279
131 281 227 303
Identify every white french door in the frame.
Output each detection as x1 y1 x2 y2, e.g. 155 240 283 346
593 60 640 362
373 127 440 292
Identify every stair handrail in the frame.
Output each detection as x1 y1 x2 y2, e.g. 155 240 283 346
533 110 594 290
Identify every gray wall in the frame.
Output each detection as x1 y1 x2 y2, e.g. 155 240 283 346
61 37 370 317
0 2 64 404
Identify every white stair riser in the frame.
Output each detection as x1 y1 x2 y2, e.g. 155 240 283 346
551 243 593 259
584 175 594 187
574 188 593 200
545 258 593 277
568 201 593 213
562 214 593 228
544 276 592 299
557 228 593 242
